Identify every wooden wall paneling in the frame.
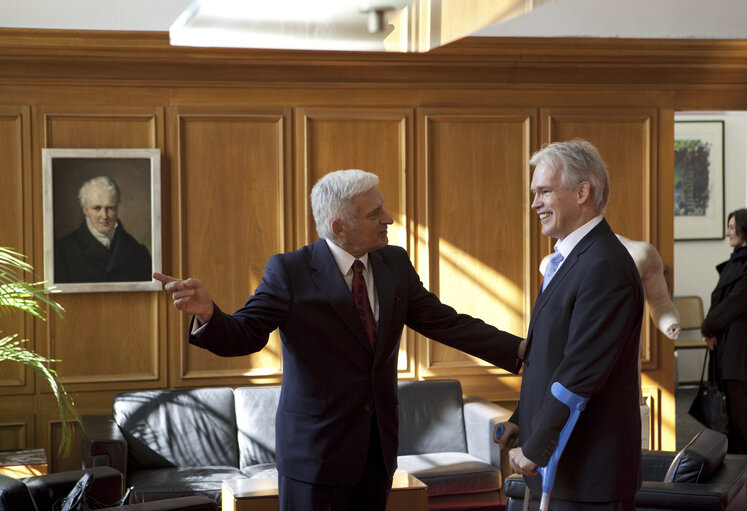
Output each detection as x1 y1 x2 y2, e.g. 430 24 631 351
416 108 535 400
169 108 291 385
47 420 82 473
0 105 28 249
0 394 34 450
647 108 676 451
37 107 166 392
37 390 86 472
295 107 415 377
46 389 125 471
0 422 30 451
40 108 160 149
0 105 32 396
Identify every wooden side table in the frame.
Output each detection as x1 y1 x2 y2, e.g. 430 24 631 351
222 470 427 511
0 448 48 478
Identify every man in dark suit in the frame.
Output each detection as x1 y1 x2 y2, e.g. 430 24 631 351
496 140 644 511
55 176 151 283
155 169 525 511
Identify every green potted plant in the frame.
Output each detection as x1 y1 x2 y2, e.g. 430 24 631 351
0 246 79 454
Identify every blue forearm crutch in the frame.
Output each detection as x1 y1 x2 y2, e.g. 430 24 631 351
495 382 588 511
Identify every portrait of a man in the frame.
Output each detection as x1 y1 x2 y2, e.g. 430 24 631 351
54 175 152 283
43 148 162 293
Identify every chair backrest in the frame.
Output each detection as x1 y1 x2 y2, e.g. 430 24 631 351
113 388 238 470
396 379 467 456
673 295 704 330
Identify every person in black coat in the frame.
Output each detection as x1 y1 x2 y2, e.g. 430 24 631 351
702 207 747 454
54 176 151 283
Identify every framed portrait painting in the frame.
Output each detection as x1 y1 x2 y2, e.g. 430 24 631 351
42 148 162 292
674 121 725 241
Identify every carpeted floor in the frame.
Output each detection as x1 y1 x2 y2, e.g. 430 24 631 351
675 385 706 449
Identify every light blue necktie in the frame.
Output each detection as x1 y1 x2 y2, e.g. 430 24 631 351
542 248 564 292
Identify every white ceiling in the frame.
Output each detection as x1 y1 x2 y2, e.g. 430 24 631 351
2 0 747 40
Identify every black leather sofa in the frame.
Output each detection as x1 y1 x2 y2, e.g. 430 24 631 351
82 379 514 509
0 466 218 511
504 428 747 511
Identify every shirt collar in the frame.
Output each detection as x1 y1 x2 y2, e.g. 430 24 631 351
85 217 117 248
555 215 603 258
324 238 369 275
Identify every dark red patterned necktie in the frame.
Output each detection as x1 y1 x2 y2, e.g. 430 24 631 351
352 259 376 349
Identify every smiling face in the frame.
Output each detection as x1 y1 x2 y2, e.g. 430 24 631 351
334 187 393 258
530 162 589 241
83 186 119 235
726 215 747 247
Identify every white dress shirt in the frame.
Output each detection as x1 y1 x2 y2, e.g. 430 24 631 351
325 239 380 323
552 215 604 270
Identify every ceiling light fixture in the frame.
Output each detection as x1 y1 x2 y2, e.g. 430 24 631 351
169 0 552 53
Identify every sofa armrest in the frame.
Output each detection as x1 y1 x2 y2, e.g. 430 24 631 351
642 450 677 481
25 466 124 511
118 496 218 510
81 415 127 476
463 396 513 470
506 455 747 511
636 480 744 511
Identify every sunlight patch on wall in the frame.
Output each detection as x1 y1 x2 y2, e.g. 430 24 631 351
438 238 524 337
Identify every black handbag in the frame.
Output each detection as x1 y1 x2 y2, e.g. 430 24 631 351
688 349 729 435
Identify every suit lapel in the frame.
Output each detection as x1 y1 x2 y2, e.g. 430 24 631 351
370 250 394 363
527 219 612 340
310 239 375 354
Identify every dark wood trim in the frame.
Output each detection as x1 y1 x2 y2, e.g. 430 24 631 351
1 29 747 90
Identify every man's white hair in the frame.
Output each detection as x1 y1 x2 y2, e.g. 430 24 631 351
78 176 121 209
311 169 379 240
529 139 610 213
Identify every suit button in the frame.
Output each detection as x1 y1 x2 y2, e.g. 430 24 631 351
364 404 371 412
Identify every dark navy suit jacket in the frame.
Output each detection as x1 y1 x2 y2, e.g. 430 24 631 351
191 239 523 486
512 219 644 502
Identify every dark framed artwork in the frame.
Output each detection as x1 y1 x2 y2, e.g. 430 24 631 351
42 148 162 292
674 121 725 241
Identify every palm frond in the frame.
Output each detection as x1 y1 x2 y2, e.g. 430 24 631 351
0 247 64 319
0 247 76 455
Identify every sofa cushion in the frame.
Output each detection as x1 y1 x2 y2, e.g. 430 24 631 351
235 386 280 469
113 388 238 470
397 452 500 497
127 466 245 503
664 428 728 483
397 380 468 455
